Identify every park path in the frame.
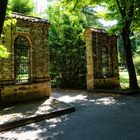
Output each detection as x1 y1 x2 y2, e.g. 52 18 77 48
1 89 140 140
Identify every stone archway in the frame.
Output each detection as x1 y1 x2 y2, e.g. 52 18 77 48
14 35 30 83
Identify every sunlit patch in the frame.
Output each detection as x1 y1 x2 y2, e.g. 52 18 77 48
57 95 87 103
94 97 117 105
89 99 95 102
49 124 57 128
0 113 23 125
46 118 64 129
47 118 62 123
3 106 15 111
0 98 71 127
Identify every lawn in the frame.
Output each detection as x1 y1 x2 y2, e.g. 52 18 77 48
119 70 140 89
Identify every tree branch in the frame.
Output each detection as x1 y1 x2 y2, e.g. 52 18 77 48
128 0 135 22
115 0 125 18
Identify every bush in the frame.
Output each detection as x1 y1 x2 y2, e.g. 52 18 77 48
134 54 140 75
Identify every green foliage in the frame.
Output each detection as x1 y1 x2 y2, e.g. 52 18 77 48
130 32 137 55
119 71 129 89
117 34 125 66
6 3 12 16
101 0 139 88
134 31 140 54
64 0 139 33
0 7 15 58
48 2 87 89
104 0 139 31
0 45 9 58
120 71 140 89
134 54 140 75
118 31 137 67
82 6 104 28
9 0 34 15
59 0 140 89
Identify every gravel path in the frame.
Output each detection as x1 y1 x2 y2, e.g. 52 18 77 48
1 89 140 140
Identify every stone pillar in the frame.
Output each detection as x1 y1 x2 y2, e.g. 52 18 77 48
85 29 94 92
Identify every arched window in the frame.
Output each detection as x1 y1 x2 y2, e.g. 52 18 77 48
101 46 108 77
14 36 30 83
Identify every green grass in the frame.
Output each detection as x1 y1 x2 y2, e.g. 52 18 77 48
119 71 140 89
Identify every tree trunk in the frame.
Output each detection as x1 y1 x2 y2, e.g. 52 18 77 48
0 0 8 36
121 26 138 89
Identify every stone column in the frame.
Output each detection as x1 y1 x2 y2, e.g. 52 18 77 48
85 28 94 92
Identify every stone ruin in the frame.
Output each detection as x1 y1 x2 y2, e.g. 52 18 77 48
85 28 120 92
0 13 51 106
0 13 120 104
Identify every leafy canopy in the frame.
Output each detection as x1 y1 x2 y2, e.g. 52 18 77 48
62 0 140 32
9 0 34 15
47 1 87 88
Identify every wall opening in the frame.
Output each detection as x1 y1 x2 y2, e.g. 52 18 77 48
14 35 30 83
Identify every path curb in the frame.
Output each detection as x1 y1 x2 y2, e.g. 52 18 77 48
0 101 75 132
94 89 140 95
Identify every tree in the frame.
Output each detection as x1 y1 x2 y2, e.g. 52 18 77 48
63 0 140 89
82 6 104 28
118 32 137 68
0 0 8 36
47 2 87 89
0 0 9 58
133 31 140 75
113 0 139 89
9 0 34 15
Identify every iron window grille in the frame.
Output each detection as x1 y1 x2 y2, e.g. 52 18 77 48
14 35 30 83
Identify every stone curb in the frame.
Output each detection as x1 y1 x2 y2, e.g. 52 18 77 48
0 103 75 132
94 89 140 95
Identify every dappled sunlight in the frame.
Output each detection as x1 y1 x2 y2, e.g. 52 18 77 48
0 113 23 125
0 99 50 125
88 96 127 106
34 98 54 114
93 97 117 105
1 90 139 140
0 129 44 139
54 91 126 106
57 94 87 103
38 131 64 140
47 117 64 125
0 97 71 129
53 90 128 107
0 115 67 140
46 117 65 129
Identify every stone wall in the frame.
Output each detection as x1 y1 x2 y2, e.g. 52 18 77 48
85 28 120 92
0 14 51 106
31 24 50 82
0 24 14 84
1 81 51 106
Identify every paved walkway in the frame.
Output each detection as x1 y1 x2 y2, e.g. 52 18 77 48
1 89 140 140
